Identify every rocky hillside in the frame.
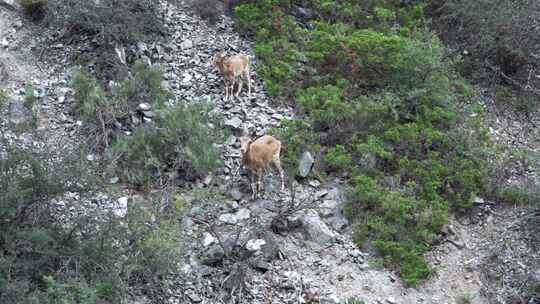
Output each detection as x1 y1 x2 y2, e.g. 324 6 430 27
1 0 538 303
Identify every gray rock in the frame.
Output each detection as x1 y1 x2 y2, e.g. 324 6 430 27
250 229 280 261
229 187 243 201
327 214 349 231
309 179 321 188
181 73 193 86
219 208 251 225
185 289 202 303
181 39 194 50
201 244 225 266
298 151 314 177
137 41 148 53
224 117 243 130
141 110 155 118
0 0 16 10
86 154 96 161
245 239 266 252
137 102 151 111
226 200 239 210
235 208 251 221
296 7 315 19
202 232 217 247
113 197 128 217
271 113 284 120
300 210 336 245
131 114 141 126
249 256 271 272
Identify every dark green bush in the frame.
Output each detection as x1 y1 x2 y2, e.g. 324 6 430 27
0 89 7 106
110 102 225 189
20 0 48 21
189 0 225 24
235 0 489 285
72 62 225 189
72 61 169 150
428 0 540 117
47 0 162 45
429 0 539 76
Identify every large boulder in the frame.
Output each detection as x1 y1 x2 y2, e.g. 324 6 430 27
299 210 336 245
298 151 314 177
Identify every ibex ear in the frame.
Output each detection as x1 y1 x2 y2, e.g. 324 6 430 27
241 127 249 137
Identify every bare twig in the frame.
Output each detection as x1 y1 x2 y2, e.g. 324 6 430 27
191 216 230 259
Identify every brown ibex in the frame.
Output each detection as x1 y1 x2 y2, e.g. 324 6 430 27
212 51 251 100
239 133 285 199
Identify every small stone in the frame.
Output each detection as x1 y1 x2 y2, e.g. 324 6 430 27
245 239 266 252
131 114 141 126
219 213 237 225
203 174 212 186
235 208 251 221
141 110 155 118
109 176 119 184
202 232 217 247
386 297 396 304
219 208 250 225
185 289 202 303
137 41 148 52
114 197 129 217
180 39 193 50
137 102 151 111
86 154 96 161
271 113 284 120
201 244 225 266
309 179 321 187
229 187 243 201
224 117 243 130
249 257 271 272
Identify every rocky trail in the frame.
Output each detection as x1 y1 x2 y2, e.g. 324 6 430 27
1 1 538 304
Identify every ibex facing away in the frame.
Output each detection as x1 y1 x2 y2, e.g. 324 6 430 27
239 134 285 199
212 51 251 100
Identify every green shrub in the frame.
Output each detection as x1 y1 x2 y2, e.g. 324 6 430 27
189 0 225 24
235 0 489 285
325 145 352 172
0 89 7 106
0 134 185 303
72 62 225 189
72 61 169 150
455 292 476 304
23 84 38 111
47 0 162 45
20 0 48 21
109 102 225 189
